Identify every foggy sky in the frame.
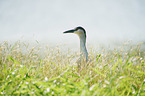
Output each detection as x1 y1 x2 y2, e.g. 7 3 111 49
0 0 145 47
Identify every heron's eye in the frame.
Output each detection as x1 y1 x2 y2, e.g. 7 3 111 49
75 28 78 31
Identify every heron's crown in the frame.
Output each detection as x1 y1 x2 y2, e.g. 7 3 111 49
74 26 86 38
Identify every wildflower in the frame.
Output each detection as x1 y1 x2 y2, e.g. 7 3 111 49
47 88 50 92
45 77 48 81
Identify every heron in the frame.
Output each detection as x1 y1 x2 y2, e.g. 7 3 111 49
63 26 88 68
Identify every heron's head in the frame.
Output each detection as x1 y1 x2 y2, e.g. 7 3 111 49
63 26 86 38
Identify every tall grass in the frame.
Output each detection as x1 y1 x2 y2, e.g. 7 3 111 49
0 41 145 95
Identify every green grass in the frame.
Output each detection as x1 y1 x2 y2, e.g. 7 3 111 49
0 41 145 96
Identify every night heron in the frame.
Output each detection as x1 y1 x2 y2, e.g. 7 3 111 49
63 26 88 68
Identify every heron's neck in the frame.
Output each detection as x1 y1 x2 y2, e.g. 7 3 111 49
80 36 86 52
79 35 88 60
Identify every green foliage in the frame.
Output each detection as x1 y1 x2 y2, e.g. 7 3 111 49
0 41 145 95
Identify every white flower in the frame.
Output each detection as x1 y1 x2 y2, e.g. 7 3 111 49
45 77 48 81
62 83 65 85
12 72 15 75
47 88 50 92
26 82 29 84
53 80 57 83
51 91 54 94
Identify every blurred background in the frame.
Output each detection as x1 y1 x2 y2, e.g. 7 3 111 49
0 0 145 48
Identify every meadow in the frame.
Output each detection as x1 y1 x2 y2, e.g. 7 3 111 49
0 41 145 96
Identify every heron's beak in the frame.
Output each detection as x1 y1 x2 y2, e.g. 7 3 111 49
63 29 75 34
